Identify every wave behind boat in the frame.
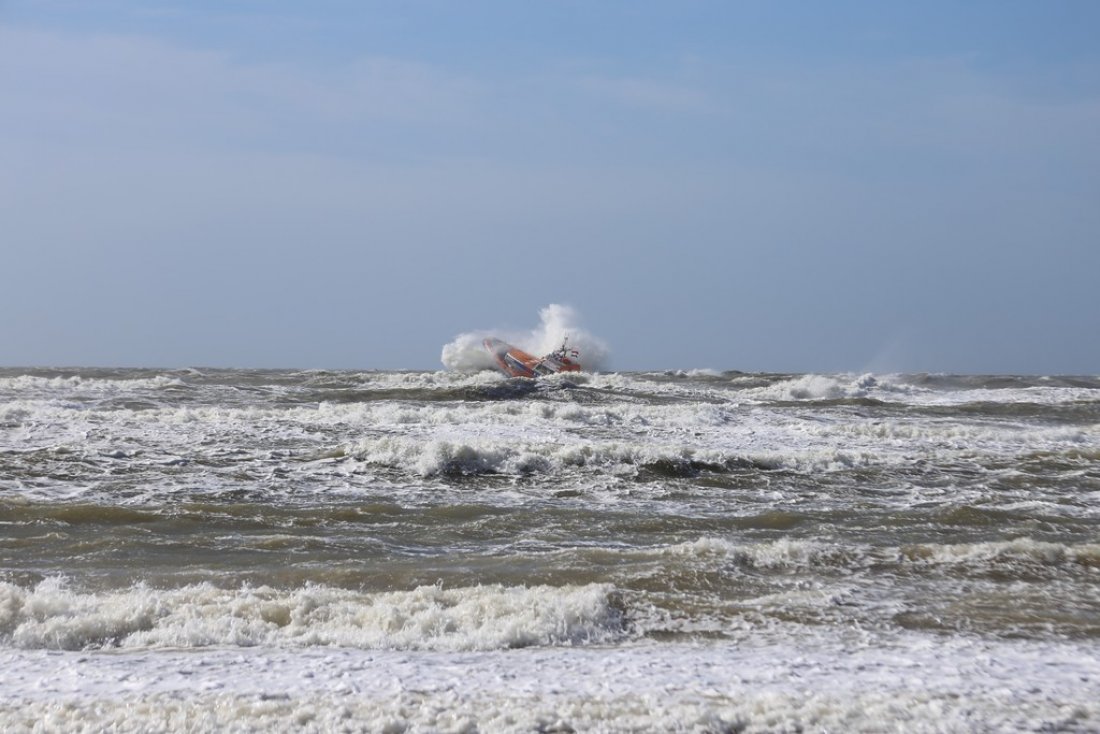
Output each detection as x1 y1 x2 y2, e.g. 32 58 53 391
441 303 610 372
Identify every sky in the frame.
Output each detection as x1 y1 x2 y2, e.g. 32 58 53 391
2 1 1098 373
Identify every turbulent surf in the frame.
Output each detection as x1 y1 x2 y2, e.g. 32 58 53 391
2 367 1099 732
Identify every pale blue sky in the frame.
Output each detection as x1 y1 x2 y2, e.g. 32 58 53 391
2 1 1098 372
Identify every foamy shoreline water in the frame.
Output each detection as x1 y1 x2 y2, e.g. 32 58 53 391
3 636 1097 733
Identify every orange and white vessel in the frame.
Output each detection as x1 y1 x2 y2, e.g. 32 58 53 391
483 337 581 378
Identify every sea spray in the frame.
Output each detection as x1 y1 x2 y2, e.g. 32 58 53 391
441 304 610 372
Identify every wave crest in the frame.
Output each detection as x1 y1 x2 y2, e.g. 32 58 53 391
0 579 625 652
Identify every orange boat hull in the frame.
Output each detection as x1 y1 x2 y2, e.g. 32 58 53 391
483 338 581 378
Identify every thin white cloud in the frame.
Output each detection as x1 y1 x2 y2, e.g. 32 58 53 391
0 26 487 154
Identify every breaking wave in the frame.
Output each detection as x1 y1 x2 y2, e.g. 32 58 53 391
441 304 610 373
0 579 625 652
663 537 1100 574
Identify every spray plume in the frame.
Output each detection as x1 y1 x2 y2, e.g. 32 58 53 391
441 304 610 373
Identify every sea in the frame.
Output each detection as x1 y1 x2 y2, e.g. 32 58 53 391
1 366 1098 732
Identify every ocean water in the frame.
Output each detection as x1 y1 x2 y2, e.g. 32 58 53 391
1 366 1099 732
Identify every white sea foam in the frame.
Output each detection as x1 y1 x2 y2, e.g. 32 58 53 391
665 537 851 568
349 433 737 478
4 369 1098 411
736 372 1100 407
663 536 1100 573
342 400 1100 480
0 579 622 652
4 367 1098 510
907 384 1100 407
1 636 1097 733
439 331 500 372
6 380 1097 502
899 537 1100 567
0 374 185 396
441 303 610 372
